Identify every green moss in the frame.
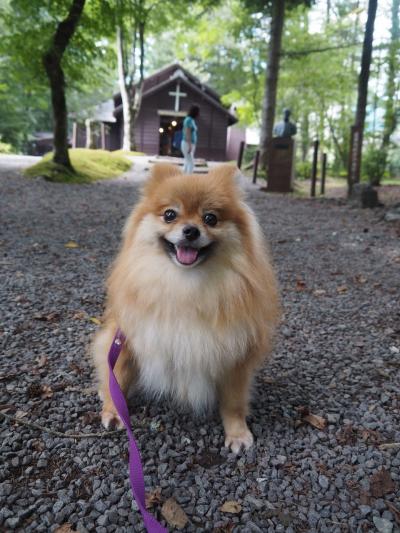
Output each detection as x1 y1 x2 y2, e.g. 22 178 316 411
24 148 132 183
113 149 145 157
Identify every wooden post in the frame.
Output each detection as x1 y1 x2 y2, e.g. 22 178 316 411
253 150 260 184
311 139 319 197
347 125 362 194
100 123 106 150
321 153 327 195
237 141 245 169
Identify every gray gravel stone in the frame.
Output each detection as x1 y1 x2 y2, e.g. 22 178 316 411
373 516 393 533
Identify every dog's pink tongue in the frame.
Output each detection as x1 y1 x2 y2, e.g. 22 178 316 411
176 246 199 265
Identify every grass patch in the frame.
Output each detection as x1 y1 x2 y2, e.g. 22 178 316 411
113 149 145 157
24 148 132 183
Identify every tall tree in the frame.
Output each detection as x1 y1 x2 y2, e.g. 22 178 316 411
259 0 286 170
2 0 114 156
116 0 147 151
243 0 313 175
43 0 86 168
347 0 377 193
381 0 399 152
116 0 217 151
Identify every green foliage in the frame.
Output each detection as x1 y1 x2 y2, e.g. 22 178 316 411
0 0 116 150
296 160 312 180
388 146 400 178
0 139 13 153
361 145 388 185
24 148 132 183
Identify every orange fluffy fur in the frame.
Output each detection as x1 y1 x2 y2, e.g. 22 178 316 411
92 163 280 453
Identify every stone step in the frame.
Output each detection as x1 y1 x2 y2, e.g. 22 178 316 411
149 156 208 167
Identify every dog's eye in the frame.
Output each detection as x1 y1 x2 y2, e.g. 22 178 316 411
163 209 177 223
203 213 217 226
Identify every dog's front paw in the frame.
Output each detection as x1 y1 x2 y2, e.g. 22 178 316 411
225 428 254 454
101 409 123 430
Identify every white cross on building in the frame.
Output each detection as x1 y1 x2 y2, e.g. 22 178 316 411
168 82 187 112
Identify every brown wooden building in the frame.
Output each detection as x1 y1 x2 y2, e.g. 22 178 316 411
76 63 238 161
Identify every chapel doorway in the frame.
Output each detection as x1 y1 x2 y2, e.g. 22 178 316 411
159 116 183 157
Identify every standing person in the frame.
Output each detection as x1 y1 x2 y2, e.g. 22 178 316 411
181 105 199 174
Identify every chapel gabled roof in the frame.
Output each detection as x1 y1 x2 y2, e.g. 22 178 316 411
113 63 237 125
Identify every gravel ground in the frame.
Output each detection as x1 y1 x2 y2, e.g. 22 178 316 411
1 161 400 533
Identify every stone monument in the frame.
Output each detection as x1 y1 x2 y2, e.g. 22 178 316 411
267 109 296 193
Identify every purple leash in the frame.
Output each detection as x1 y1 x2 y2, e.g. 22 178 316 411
108 329 167 533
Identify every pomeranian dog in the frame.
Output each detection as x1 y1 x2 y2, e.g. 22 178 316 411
92 163 280 453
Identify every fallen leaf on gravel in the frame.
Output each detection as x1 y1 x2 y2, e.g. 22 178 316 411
336 285 348 294
195 450 226 469
337 425 359 445
34 311 60 322
145 487 162 509
32 440 45 452
360 490 371 505
81 411 98 426
89 317 101 325
72 311 87 320
313 289 326 296
27 383 54 399
54 524 75 533
27 383 44 398
370 469 395 498
220 501 242 514
82 386 97 396
69 362 84 375
41 385 53 399
296 279 307 291
360 428 382 445
385 501 400 525
15 410 28 419
0 372 19 382
35 355 48 368
214 523 234 533
0 404 17 413
161 498 188 529
295 405 310 416
354 274 367 284
303 413 327 430
64 241 79 249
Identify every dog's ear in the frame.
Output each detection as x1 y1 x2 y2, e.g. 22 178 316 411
208 164 241 186
144 163 182 195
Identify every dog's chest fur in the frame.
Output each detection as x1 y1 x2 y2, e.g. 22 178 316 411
127 311 250 410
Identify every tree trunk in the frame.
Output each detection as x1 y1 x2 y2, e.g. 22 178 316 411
85 118 95 149
43 0 86 169
260 0 285 173
300 112 309 162
381 0 399 150
117 24 143 152
347 0 377 193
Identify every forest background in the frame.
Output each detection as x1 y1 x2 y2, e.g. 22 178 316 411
0 0 398 184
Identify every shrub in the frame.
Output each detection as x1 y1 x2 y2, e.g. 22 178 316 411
361 145 387 186
296 160 312 180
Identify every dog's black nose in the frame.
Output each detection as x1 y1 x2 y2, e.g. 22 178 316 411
183 225 200 241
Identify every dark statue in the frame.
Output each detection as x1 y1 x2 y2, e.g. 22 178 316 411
273 109 297 138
